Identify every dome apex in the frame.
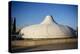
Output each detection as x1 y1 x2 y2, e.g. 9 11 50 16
41 15 56 24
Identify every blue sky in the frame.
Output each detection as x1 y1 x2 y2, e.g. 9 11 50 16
11 1 78 30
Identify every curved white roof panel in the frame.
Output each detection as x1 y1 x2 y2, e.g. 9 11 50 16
20 15 76 38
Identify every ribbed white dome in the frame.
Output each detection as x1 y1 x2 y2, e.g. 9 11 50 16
20 15 76 39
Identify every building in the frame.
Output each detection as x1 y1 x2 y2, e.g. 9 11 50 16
20 15 76 39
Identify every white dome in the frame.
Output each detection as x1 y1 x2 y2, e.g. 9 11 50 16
20 15 76 39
